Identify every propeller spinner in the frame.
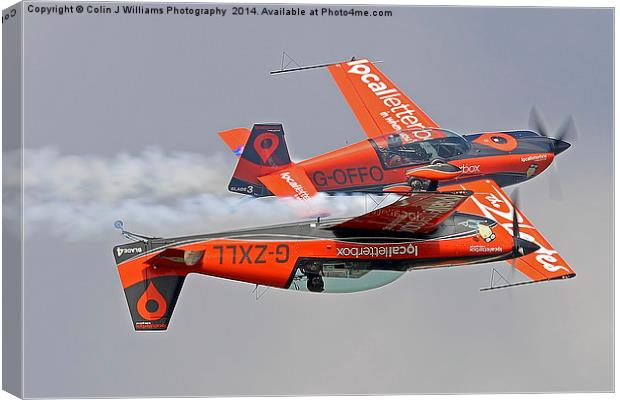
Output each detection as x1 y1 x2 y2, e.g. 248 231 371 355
528 106 576 155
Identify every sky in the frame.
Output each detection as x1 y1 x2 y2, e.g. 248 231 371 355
9 3 614 397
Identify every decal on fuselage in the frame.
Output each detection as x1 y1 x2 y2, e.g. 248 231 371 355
211 243 290 265
336 243 419 258
311 166 384 187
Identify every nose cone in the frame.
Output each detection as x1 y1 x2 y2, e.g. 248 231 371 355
515 237 540 257
552 139 571 155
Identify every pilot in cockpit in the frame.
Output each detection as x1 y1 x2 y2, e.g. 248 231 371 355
383 133 432 167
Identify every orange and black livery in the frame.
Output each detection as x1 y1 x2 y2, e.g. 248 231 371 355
113 188 574 331
114 57 576 331
219 58 574 199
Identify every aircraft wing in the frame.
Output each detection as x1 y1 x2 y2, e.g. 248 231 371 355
332 190 471 234
328 58 439 138
442 179 576 289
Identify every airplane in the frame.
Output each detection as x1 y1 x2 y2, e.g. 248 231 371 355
214 57 576 301
113 188 574 331
218 58 575 199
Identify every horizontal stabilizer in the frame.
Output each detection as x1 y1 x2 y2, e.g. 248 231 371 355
258 164 318 201
218 128 251 156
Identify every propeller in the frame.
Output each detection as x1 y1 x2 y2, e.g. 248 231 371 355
528 107 579 201
511 188 522 257
509 188 539 274
528 106 577 153
483 189 538 290
508 189 522 281
529 106 578 144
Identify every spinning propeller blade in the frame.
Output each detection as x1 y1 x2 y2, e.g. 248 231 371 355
510 188 520 278
528 107 578 201
528 106 576 154
509 188 538 259
555 114 579 143
512 188 519 249
528 106 549 138
511 188 521 256
548 162 565 201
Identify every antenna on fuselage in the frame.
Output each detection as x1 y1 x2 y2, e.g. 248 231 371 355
114 220 157 243
270 52 382 75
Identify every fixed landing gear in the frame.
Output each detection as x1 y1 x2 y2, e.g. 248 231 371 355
407 178 438 192
408 177 424 191
300 261 325 292
306 274 325 292
406 160 454 192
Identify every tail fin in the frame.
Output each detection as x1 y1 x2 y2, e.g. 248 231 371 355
123 275 185 331
228 123 292 197
114 243 187 331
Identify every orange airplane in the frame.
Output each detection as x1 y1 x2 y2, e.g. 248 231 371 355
112 58 577 331
114 188 574 331
219 58 574 198
213 58 576 302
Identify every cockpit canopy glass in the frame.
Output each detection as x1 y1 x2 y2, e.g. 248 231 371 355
371 128 470 169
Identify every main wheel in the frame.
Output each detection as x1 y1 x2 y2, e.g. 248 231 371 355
408 178 424 191
306 274 325 293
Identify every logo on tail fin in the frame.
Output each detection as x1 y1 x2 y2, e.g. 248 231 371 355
137 282 168 321
121 275 187 331
253 132 280 163
227 124 292 198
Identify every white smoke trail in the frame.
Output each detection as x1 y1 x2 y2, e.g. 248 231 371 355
6 147 376 241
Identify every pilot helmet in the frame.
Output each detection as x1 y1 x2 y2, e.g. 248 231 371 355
387 134 403 149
